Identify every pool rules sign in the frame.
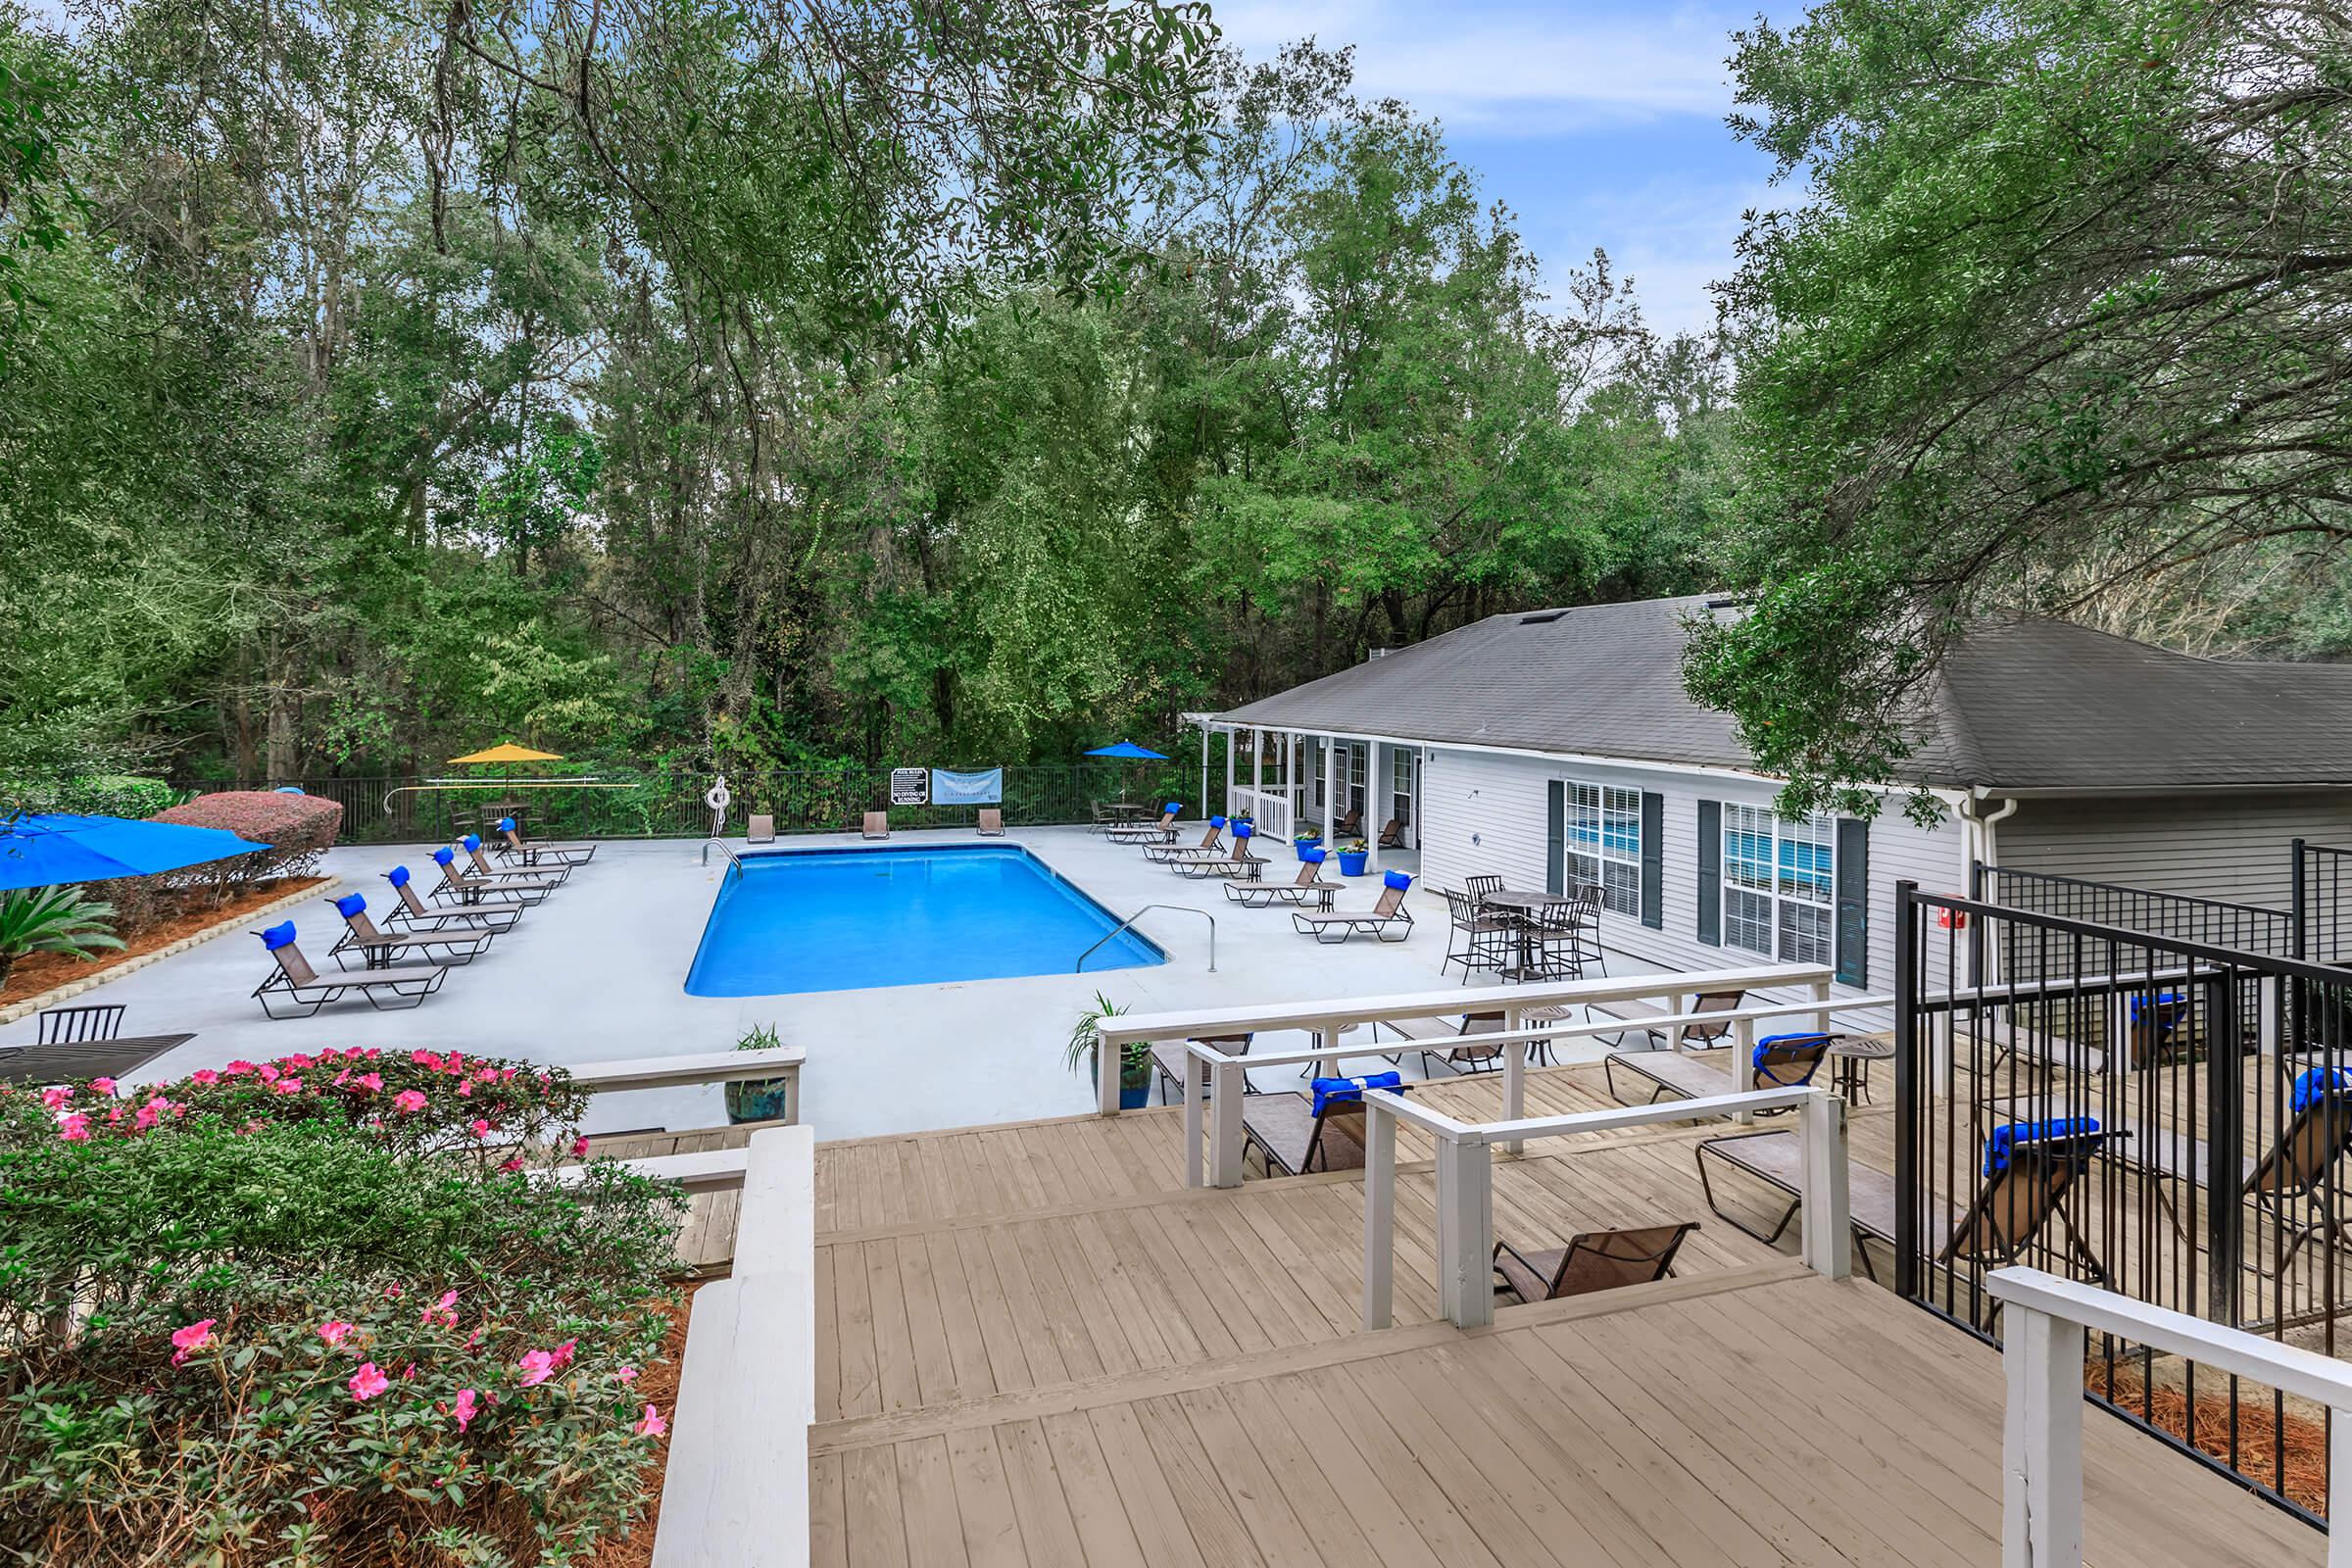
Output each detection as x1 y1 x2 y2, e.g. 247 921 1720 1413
889 767 930 807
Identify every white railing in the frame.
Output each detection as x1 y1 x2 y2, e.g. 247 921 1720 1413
1225 785 1295 841
1984 1266 2352 1568
1098 961 1834 1122
1362 1084 1852 1330
571 1044 805 1127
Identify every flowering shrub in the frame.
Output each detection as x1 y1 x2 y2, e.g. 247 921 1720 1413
0 1055 681 1565
151 789 345 893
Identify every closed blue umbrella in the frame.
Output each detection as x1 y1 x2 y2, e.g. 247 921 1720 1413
0 813 270 892
1082 742 1168 760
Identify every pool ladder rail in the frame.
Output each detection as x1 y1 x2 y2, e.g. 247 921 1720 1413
701 840 747 879
1079 904 1214 974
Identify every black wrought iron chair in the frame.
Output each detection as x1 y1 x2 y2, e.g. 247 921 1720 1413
1441 888 1513 979
36 1004 125 1046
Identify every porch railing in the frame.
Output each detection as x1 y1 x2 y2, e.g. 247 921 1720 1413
2295 839 2352 965
1225 784 1295 840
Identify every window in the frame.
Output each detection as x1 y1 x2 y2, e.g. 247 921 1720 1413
1566 782 1642 918
1723 806 1834 964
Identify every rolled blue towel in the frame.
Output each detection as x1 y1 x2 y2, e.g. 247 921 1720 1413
1984 1117 2100 1177
1312 1071 1404 1118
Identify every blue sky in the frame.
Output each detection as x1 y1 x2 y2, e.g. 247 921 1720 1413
1212 0 1800 338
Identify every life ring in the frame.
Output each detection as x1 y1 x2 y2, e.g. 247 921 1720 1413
705 775 732 813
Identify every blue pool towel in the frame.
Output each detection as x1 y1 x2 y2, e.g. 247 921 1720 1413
1209 815 1227 829
1383 869 1413 892
1164 801 1182 814
1753 1031 1829 1071
384 865 412 888
1984 1117 2101 1177
1312 1071 1404 1118
256 921 298 952
461 833 483 852
497 816 516 832
1234 821 1253 839
1301 847 1327 864
334 893 367 919
432 848 457 866
2293 1067 2352 1113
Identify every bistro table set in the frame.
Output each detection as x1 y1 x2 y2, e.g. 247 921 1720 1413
1446 881 1607 984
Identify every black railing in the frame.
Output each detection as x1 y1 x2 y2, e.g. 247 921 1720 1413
1973 861 2297 960
2294 840 2352 965
1896 881 2348 1528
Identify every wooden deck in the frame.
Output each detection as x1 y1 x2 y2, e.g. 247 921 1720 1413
793 1064 2326 1565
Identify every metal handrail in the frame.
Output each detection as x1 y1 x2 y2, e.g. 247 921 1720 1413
701 840 746 879
1079 904 1215 973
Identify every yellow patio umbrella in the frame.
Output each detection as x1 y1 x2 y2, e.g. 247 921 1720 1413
448 743 564 765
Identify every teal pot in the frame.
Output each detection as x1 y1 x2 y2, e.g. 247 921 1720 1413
725 1078 795 1124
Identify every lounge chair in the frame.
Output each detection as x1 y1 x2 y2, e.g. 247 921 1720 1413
251 922 447 1019
862 810 889 840
325 892 492 967
1104 804 1182 843
1333 805 1362 839
1242 1073 1409 1176
747 813 776 844
1592 988 1747 1052
1383 1009 1509 1076
494 815 596 867
976 808 1004 837
1940 1120 2117 1287
433 848 555 907
1144 819 1225 862
1604 1031 1830 1107
1291 871 1414 943
460 834 568 889
1226 853 1331 909
1696 1127 1962 1284
1172 829 1264 880
1377 817 1404 849
381 865 525 932
1152 1033 1254 1103
1493 1221 1700 1305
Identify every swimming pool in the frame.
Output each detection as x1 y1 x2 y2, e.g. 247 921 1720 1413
683 844 1164 997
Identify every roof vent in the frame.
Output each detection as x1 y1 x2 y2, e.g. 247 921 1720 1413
1703 597 1744 611
1518 611 1568 625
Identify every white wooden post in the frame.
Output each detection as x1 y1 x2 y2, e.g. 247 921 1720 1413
1434 1135 1494 1329
1797 1089 1851 1280
1501 1004 1526 1156
1317 1022 1341 1081
1224 727 1237 816
1366 739 1386 873
1362 1102 1396 1330
1323 733 1337 835
1208 1056 1246 1188
1183 1049 1205 1190
2330 1418 2352 1568
1729 1013 1756 1123
2001 1304 2084 1568
1810 976 1832 1035
1198 721 1209 822
1096 1027 1119 1115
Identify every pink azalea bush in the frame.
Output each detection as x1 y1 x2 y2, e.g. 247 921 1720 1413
0 1059 680 1564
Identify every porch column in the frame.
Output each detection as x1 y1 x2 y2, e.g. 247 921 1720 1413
1323 733 1338 836
1366 739 1387 873
1198 721 1209 819
1224 727 1236 816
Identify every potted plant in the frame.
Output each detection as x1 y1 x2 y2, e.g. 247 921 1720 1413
1064 991 1150 1109
723 1021 796 1123
1293 820 1324 860
1337 839 1371 876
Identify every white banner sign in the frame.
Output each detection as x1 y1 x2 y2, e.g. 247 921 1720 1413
930 767 1004 806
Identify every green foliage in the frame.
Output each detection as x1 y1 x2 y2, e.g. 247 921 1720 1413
0 886 122 990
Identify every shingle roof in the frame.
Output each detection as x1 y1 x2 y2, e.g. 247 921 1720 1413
1211 596 2352 792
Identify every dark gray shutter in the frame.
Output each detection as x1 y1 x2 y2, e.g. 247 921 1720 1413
1545 781 1564 897
1640 791 1664 929
1697 801 1722 945
1835 817 1870 986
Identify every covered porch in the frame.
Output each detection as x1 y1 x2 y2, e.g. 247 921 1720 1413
1189 718 1424 877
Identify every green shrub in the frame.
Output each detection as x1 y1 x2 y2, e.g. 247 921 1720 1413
57 774 181 819
0 887 124 993
0 1053 682 1565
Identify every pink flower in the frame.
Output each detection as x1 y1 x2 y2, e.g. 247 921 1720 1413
457 1079 474 1098
133 1101 162 1131
617 1364 638 1384
383 1283 404 1299
468 1118 490 1139
412 1049 443 1070
88 1076 117 1095
56 1113 90 1143
171 1319 218 1365
392 1090 427 1114
477 1066 499 1082
256 1063 279 1084
449 1388 479 1433
634 1403 667 1438
552 1339 576 1368
355 1072 382 1093
281 1053 315 1069
223 1060 258 1077
421 1290 459 1328
515 1349 557 1387
318 1320 354 1347
571 1136 591 1157
40 1086 70 1110
189 1069 220 1087
348 1361 391 1400
402 1362 417 1380
271 1077 303 1096
499 1156 523 1173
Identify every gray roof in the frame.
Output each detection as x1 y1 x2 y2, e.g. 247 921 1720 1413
1212 595 2352 792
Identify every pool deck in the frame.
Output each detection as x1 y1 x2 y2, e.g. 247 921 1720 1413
0 827 1638 1142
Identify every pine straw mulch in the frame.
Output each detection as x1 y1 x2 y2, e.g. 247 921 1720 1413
580 1281 697 1568
1 876 331 1001
2094 1364 2328 1517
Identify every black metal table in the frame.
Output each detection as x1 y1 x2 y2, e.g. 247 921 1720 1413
1481 889 1576 980
0 1032 198 1086
1827 1034 1894 1105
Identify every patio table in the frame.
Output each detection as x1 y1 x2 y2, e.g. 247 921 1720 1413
1480 889 1576 980
1826 1034 1895 1105
0 1032 197 1087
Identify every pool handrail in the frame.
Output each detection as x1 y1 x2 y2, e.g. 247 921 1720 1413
1080 904 1214 974
701 840 746 879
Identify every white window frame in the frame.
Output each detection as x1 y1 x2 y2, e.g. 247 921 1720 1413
1722 805 1835 965
1565 781 1642 919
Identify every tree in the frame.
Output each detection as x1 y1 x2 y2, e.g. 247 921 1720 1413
1692 0 2352 815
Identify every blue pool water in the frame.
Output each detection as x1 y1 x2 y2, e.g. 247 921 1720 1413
683 845 1164 997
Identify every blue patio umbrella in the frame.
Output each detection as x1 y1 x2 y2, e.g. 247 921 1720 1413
0 813 270 893
1082 742 1168 760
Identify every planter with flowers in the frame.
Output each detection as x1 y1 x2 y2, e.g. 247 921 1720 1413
1337 840 1371 876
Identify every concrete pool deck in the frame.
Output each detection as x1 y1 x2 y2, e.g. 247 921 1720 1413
0 826 1661 1141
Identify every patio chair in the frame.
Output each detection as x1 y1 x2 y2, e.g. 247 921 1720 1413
1593 988 1746 1053
1291 871 1414 944
1173 825 1263 880
381 864 525 932
1144 818 1225 862
1383 1008 1509 1076
1225 851 1330 908
325 892 492 968
1939 1120 2117 1288
251 922 448 1019
862 810 889 840
1242 1073 1410 1176
747 813 776 844
1377 817 1404 849
35 1004 124 1045
460 834 568 888
1605 1030 1831 1108
1440 887 1513 978
432 848 555 907
494 815 596 867
1464 873 1504 905
976 808 1005 837
1493 1221 1700 1305
1152 1033 1255 1104
1105 803 1183 843
1333 805 1362 839
2243 1067 2352 1272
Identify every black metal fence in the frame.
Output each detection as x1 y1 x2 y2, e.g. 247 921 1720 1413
1974 862 2298 959
2294 840 2352 964
197 763 1219 846
1895 880 2349 1527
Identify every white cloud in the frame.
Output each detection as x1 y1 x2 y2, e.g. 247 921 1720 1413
1548 174 1776 339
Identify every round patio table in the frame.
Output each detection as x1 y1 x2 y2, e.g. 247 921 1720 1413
1479 889 1573 980
1826 1034 1895 1105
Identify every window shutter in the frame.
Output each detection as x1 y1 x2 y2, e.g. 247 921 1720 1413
1835 817 1870 986
1640 791 1664 929
1696 801 1722 945
1545 780 1565 897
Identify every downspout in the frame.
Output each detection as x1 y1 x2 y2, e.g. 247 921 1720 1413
1957 788 2020 986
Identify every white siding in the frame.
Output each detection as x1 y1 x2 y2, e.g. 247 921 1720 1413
2000 792 2352 908
1419 746 1964 1009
